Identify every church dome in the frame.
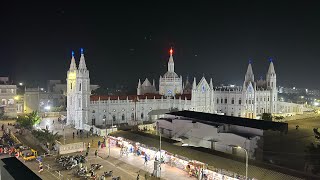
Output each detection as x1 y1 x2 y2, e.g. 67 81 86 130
163 71 179 79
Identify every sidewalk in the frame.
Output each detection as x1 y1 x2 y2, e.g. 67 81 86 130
98 145 196 180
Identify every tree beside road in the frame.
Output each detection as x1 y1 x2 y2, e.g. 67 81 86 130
16 111 41 129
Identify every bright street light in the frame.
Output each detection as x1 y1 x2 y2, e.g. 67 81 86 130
14 96 20 100
44 106 51 110
19 82 23 86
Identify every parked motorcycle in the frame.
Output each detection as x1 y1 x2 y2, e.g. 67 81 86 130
103 170 113 177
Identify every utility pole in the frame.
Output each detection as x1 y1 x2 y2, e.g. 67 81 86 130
159 131 162 178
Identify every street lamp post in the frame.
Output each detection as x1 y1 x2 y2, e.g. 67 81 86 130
159 130 162 178
108 112 114 133
63 124 66 145
236 146 248 180
154 123 162 178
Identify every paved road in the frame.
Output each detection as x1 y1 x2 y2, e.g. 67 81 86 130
98 144 195 180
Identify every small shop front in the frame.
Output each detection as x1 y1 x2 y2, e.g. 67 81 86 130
108 136 241 180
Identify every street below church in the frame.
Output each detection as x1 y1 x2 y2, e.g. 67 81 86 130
21 117 196 180
7 113 320 180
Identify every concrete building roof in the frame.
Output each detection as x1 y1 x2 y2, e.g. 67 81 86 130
1 157 41 180
167 110 288 133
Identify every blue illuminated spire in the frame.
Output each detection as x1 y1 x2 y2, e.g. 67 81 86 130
69 50 77 70
248 58 253 64
79 48 87 70
267 57 276 74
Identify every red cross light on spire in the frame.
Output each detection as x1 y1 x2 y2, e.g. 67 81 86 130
169 48 173 56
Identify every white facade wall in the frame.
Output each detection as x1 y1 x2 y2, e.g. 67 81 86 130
0 85 17 118
159 77 183 96
88 98 191 126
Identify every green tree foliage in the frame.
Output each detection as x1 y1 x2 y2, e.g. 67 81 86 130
305 143 320 174
261 113 273 121
32 129 62 144
17 111 41 129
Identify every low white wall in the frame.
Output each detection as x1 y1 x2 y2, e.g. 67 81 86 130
106 128 117 135
138 123 155 131
56 141 84 155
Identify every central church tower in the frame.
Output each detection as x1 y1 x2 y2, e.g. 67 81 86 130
67 48 90 129
159 48 183 96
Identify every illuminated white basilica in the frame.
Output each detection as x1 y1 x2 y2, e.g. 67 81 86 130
67 48 303 129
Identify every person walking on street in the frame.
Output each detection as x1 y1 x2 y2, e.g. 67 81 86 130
98 141 101 148
87 143 90 152
52 119 54 124
136 174 140 180
38 162 43 173
144 154 148 165
95 149 98 157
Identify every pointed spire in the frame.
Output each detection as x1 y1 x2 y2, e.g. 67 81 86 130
168 47 174 72
210 78 213 89
69 50 77 70
246 59 254 75
78 48 87 70
182 82 185 90
245 59 254 82
192 77 197 89
152 79 155 87
138 79 141 88
267 58 276 74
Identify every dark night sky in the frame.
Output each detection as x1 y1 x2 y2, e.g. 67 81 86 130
1 1 320 89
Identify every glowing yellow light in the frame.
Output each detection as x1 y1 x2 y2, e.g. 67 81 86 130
14 96 20 100
68 72 76 79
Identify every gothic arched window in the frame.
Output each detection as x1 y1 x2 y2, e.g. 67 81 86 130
122 114 125 121
79 83 82 91
141 113 144 120
112 115 116 122
131 113 134 120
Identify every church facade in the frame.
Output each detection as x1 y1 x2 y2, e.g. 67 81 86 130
67 49 303 129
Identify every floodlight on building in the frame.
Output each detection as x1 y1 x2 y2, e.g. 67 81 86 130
314 102 319 106
14 96 20 100
40 88 44 91
19 82 23 86
45 106 51 110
